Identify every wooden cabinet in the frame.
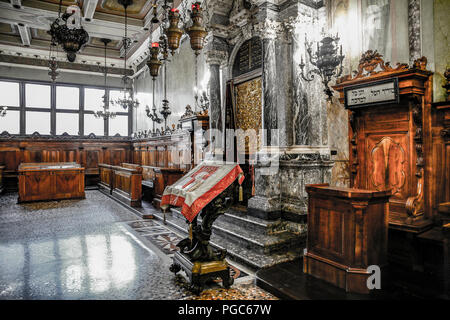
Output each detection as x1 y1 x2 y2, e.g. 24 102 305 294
333 51 434 233
304 184 391 294
18 162 85 202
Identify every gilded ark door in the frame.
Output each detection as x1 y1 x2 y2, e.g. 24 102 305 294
234 77 262 155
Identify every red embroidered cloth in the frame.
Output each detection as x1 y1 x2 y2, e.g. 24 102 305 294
160 161 245 222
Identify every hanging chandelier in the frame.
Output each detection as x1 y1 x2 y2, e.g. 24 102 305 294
48 0 89 63
94 39 116 120
186 2 208 55
147 42 162 79
110 0 140 110
48 40 59 83
166 8 183 55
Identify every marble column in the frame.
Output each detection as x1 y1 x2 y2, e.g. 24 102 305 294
248 5 334 225
408 0 421 65
205 50 227 156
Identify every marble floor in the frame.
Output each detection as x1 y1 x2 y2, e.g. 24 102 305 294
0 190 277 300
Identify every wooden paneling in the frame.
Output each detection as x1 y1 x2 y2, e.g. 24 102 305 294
0 137 132 190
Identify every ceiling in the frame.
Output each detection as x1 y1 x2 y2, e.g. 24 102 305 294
0 0 181 74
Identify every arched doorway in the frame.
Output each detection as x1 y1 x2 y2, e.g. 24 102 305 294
225 36 263 205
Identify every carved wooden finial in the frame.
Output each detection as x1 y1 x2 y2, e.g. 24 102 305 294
413 56 428 71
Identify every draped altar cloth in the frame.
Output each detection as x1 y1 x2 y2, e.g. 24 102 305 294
160 161 245 222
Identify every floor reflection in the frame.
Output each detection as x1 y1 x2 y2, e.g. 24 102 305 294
0 230 140 299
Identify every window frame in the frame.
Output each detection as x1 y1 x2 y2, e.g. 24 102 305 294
0 77 132 137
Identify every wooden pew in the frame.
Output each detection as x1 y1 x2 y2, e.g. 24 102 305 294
0 165 4 194
112 164 142 207
98 162 142 207
98 163 114 194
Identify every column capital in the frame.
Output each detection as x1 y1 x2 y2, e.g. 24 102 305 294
253 19 285 40
205 50 228 67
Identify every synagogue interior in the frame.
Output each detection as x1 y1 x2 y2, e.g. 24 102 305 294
0 0 449 301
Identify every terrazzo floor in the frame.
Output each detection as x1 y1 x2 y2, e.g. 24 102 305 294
0 190 278 300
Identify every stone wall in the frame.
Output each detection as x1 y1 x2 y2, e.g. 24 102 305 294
433 0 450 102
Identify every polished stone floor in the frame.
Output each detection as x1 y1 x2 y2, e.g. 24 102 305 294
0 191 277 300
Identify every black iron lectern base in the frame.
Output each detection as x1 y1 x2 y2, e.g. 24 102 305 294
170 251 233 295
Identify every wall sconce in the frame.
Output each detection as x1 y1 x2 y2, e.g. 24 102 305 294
299 34 345 99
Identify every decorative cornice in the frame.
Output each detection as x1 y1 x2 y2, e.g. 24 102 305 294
0 53 132 76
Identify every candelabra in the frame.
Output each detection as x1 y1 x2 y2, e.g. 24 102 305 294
48 41 59 82
0 106 7 117
94 39 116 120
110 0 140 110
299 34 345 99
146 104 163 132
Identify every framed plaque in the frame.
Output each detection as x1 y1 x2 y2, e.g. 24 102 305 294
344 78 399 109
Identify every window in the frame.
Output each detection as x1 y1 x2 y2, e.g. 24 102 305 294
109 115 128 137
84 88 105 111
26 111 50 134
56 113 79 135
0 110 20 134
0 79 131 137
0 81 20 107
84 113 104 136
56 86 79 110
25 84 51 108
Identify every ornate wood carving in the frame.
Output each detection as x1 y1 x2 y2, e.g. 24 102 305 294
337 50 409 83
406 94 425 218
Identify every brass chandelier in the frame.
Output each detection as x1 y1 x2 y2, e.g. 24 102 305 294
145 0 209 119
110 0 140 111
94 39 116 120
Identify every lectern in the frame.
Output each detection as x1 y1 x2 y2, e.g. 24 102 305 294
162 161 245 294
304 184 390 294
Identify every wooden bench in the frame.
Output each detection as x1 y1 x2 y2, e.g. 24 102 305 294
0 165 5 194
98 163 142 207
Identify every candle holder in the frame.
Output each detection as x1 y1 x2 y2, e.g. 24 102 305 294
186 2 208 55
166 8 183 55
299 34 344 99
0 106 7 117
147 42 162 79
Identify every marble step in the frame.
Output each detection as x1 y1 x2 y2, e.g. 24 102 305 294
168 207 302 255
219 209 286 235
153 208 304 270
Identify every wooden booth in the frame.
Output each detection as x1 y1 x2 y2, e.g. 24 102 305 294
18 162 85 203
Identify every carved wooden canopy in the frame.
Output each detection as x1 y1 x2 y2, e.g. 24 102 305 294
333 50 432 103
